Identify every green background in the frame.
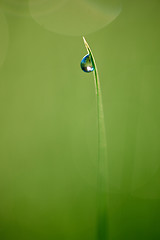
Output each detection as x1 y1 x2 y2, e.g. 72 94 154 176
0 0 160 239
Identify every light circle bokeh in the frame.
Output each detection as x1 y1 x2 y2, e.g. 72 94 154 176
29 0 122 36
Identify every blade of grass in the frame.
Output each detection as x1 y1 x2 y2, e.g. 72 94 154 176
82 37 109 240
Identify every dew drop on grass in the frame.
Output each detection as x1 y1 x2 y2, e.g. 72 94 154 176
81 54 95 73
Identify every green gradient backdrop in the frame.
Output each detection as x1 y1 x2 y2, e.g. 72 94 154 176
0 0 160 239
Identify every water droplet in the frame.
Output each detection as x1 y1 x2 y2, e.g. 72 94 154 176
81 54 95 73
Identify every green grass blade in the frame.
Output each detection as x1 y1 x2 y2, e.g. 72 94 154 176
83 37 108 240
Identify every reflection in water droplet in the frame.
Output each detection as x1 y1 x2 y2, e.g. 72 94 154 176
29 0 121 36
81 54 95 73
0 12 9 68
0 0 29 16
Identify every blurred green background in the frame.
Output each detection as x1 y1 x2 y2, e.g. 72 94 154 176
0 0 160 239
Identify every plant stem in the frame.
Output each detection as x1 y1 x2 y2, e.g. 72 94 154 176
82 37 108 240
